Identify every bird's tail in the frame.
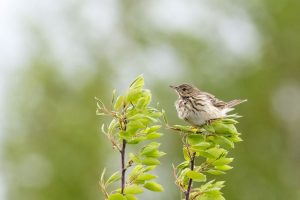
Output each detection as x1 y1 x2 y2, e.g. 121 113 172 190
221 99 247 115
227 99 247 108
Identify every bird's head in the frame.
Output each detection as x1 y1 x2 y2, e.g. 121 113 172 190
170 83 198 97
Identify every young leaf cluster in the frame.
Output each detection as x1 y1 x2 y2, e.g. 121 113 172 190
96 75 165 200
170 117 242 200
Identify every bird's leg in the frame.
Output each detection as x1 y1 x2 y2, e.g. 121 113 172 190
205 119 214 125
206 118 222 125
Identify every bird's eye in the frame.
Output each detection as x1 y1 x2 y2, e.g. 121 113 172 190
182 88 187 91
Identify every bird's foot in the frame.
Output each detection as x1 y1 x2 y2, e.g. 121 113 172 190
205 119 213 125
205 118 222 125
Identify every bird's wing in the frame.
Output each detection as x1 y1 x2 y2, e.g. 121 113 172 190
201 91 227 109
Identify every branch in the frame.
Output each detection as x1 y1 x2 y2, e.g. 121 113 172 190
185 152 196 200
121 139 127 195
165 124 204 134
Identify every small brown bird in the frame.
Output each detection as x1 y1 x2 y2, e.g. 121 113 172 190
170 83 247 126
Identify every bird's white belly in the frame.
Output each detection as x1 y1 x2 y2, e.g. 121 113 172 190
187 111 209 126
189 106 224 126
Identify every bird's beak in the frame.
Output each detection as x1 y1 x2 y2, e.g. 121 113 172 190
169 85 177 89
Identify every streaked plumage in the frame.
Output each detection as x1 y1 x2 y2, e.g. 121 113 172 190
170 84 246 126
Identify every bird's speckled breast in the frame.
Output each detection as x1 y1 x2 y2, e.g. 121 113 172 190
175 99 188 119
175 97 223 126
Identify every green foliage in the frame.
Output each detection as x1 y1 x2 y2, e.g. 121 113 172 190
97 75 243 199
143 181 164 192
171 117 243 200
96 75 165 199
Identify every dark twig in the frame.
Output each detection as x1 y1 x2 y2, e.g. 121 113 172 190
185 152 196 200
121 139 127 195
120 103 128 196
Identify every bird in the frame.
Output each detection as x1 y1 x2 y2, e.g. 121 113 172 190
170 83 247 126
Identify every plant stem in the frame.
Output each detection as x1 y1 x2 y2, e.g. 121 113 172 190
186 152 196 200
121 139 127 195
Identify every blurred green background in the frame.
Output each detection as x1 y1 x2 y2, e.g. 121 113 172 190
1 0 300 200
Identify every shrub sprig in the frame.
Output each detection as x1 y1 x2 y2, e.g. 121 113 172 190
96 75 165 200
167 116 243 200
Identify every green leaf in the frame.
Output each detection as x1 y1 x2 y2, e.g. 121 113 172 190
114 95 124 110
126 121 145 134
129 75 144 90
147 142 161 148
143 165 156 172
126 89 143 104
124 184 144 194
119 131 132 141
129 165 143 176
141 142 160 155
140 143 164 157
183 147 191 161
144 116 158 123
221 118 238 124
198 151 216 159
218 136 235 148
187 134 205 145
125 194 137 200
137 174 157 181
215 165 233 171
213 158 233 166
198 191 225 200
148 125 161 132
190 142 211 152
203 124 215 133
143 150 166 158
213 181 226 189
141 158 160 166
212 121 238 135
128 114 147 121
108 193 126 200
127 136 147 144
205 147 227 159
148 110 162 118
133 180 145 185
206 169 226 175
129 153 140 163
136 91 152 108
144 182 164 192
179 168 191 186
190 192 203 200
136 97 148 109
186 171 206 182
199 180 215 192
230 135 243 142
199 181 225 193
106 171 121 185
176 161 190 170
146 132 162 140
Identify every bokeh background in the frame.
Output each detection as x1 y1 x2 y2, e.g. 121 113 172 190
1 0 300 199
